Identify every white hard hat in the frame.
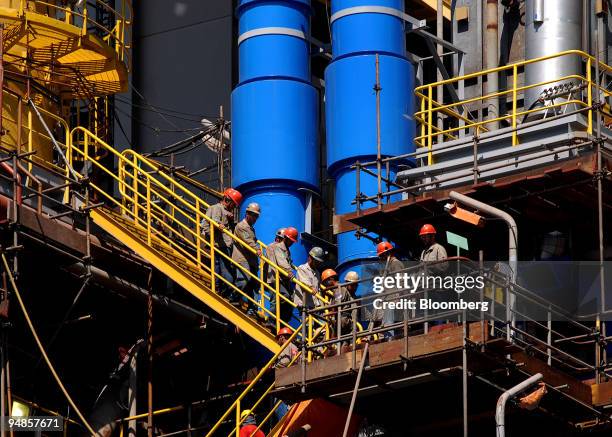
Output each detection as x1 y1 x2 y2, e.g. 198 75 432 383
245 202 261 215
275 228 286 238
344 271 359 282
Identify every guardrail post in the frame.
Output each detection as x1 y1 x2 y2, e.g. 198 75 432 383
587 57 593 135
259 244 265 314
420 91 426 147
146 178 151 245
275 271 280 332
301 306 307 393
132 155 138 220
65 5 72 24
195 200 201 267
512 64 518 146
235 401 240 437
307 315 313 363
210 226 216 294
427 85 433 165
82 6 88 36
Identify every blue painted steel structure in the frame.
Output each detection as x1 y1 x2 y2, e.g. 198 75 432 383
325 0 415 282
232 0 319 264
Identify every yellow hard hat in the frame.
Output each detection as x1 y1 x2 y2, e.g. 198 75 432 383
240 409 253 421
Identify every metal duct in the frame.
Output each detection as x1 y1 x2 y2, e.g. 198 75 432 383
525 0 583 110
325 0 415 279
231 0 319 264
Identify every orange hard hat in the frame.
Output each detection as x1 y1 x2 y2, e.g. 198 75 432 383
321 268 338 283
223 188 243 206
277 327 293 337
376 241 393 256
284 227 299 242
419 224 437 236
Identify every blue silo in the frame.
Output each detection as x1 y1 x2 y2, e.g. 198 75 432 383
232 0 319 264
325 0 415 281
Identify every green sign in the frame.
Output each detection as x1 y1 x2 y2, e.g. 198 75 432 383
446 231 468 251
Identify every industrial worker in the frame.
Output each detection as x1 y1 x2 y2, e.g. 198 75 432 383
274 227 285 243
275 327 299 368
267 227 299 325
419 224 448 273
295 247 326 310
273 327 299 424
239 410 265 437
321 268 339 300
232 202 262 315
376 241 405 338
320 269 359 347
201 188 242 300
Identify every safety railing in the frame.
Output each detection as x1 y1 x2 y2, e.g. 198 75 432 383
351 50 612 212
68 127 330 336
21 0 133 71
299 258 606 382
414 50 612 162
205 327 304 437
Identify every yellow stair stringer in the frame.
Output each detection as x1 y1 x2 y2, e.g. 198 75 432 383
90 207 281 353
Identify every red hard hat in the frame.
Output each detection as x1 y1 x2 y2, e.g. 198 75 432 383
376 241 393 256
321 268 338 283
277 327 293 337
223 188 243 206
419 224 437 236
284 227 299 242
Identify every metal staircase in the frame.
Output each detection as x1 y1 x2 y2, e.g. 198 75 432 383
67 127 327 353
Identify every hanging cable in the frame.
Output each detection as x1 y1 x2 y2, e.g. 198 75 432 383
114 97 218 122
114 105 203 134
146 124 219 158
1 253 96 436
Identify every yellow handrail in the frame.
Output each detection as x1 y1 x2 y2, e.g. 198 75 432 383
206 319 328 437
415 50 607 155
68 127 330 338
25 0 133 71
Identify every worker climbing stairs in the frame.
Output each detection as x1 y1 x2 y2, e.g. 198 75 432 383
64 126 329 353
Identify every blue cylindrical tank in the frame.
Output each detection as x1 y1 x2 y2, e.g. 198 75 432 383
232 0 319 264
325 0 415 280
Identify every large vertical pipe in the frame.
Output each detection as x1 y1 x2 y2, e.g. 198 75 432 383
232 0 319 264
484 0 499 128
525 0 583 110
325 0 415 280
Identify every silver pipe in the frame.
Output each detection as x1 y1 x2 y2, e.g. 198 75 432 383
525 0 583 109
495 373 543 437
449 191 518 338
484 0 499 128
448 192 517 280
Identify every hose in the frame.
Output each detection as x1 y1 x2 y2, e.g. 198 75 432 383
1 253 96 435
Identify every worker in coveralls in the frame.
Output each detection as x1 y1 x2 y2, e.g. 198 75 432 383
232 202 262 317
376 241 405 339
295 247 326 309
200 188 242 302
419 224 448 270
266 227 299 326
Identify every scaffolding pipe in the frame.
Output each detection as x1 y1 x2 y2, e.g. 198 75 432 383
484 0 499 128
495 373 543 437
